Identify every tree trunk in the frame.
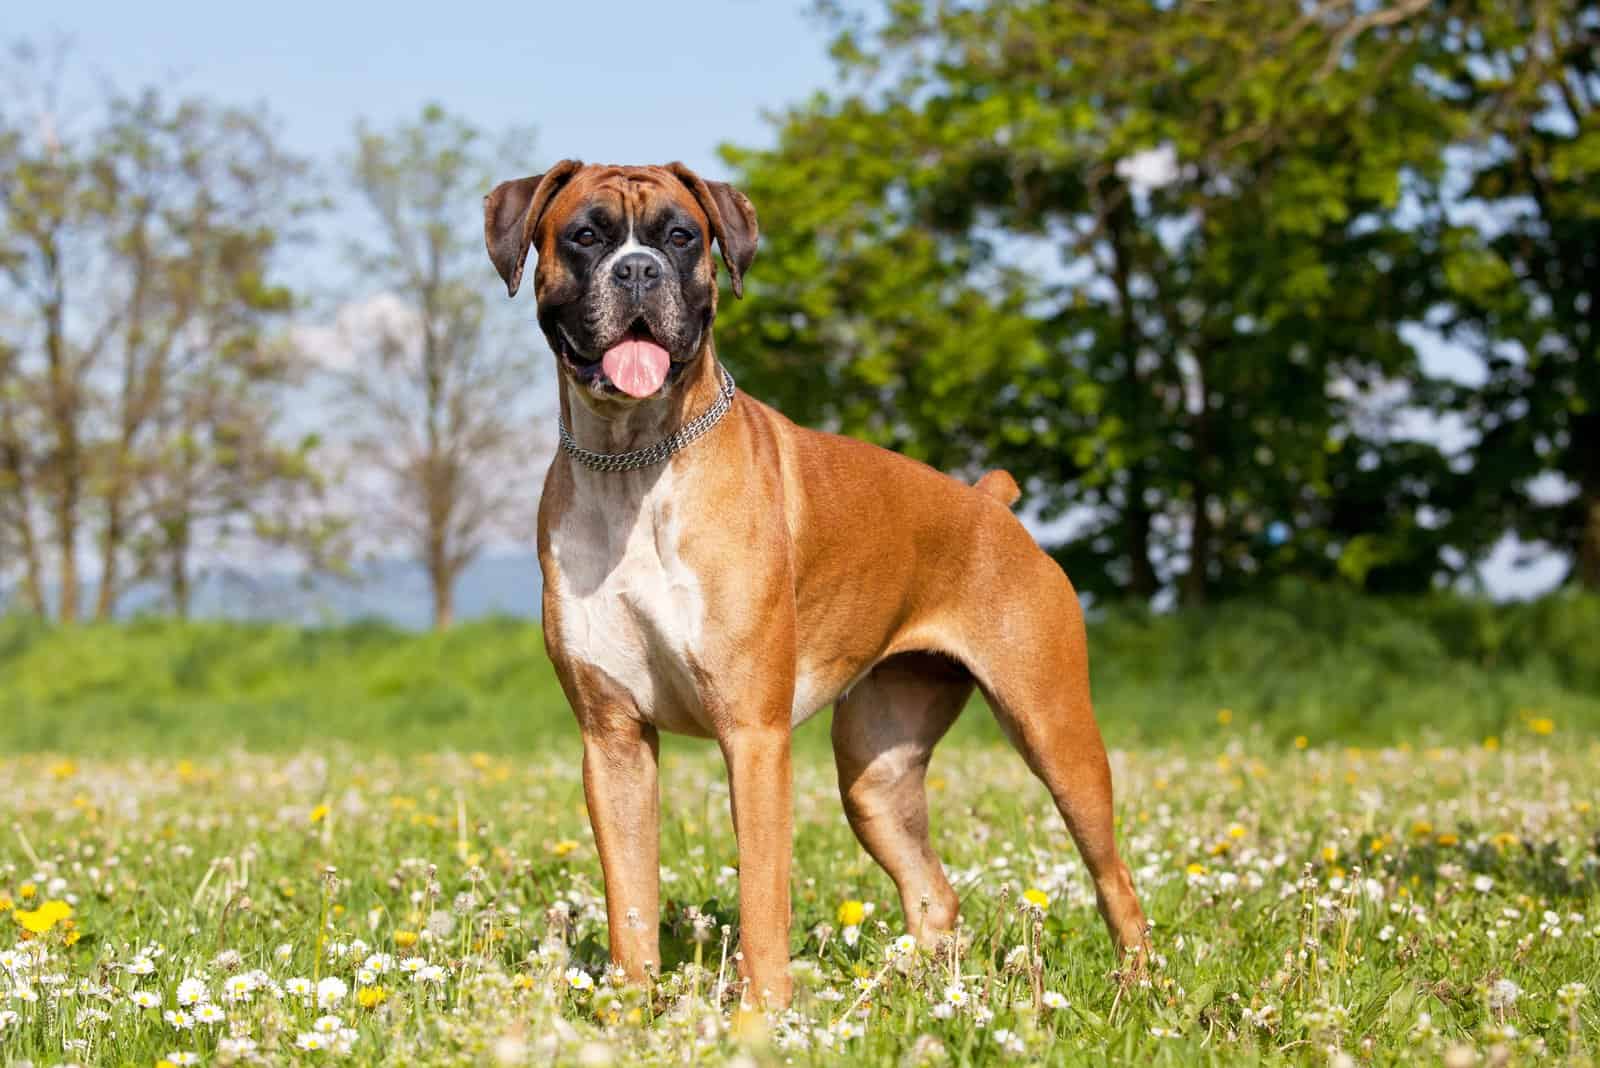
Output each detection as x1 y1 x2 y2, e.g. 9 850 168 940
45 280 81 623
1579 492 1600 592
168 514 192 619
430 555 455 630
95 499 123 620
1124 468 1159 600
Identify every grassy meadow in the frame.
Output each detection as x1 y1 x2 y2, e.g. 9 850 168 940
1 585 1598 1064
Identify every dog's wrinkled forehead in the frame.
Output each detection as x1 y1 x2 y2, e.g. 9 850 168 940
539 166 710 254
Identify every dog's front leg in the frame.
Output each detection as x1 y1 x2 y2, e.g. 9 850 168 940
722 722 794 1008
580 711 661 984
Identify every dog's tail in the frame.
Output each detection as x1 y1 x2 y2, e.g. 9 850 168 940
974 469 1021 508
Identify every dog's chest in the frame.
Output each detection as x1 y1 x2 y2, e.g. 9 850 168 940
548 469 708 728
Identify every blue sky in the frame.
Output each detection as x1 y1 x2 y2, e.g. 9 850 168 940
14 0 834 179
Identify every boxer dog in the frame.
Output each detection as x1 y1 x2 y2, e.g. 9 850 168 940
483 161 1147 1006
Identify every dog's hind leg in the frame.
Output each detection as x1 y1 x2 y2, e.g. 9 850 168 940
970 587 1149 965
831 653 971 944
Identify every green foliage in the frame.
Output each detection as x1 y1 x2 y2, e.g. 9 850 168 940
719 0 1473 605
3 586 1595 756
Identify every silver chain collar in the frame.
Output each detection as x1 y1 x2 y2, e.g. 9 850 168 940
558 365 737 473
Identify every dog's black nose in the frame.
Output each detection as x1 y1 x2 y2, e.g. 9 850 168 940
612 252 661 297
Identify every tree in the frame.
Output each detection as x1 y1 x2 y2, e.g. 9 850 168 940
0 40 332 619
1415 0 1600 590
338 104 543 629
718 0 1465 603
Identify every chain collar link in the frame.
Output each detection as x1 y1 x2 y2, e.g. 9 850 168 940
558 366 737 473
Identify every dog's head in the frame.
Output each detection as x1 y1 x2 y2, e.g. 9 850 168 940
484 161 757 404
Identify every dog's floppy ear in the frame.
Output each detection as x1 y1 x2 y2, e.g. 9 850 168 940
483 159 583 298
666 162 759 299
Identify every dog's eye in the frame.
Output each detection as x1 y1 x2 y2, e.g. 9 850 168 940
572 228 598 248
668 228 695 249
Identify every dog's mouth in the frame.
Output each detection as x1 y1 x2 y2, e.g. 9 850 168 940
556 319 692 399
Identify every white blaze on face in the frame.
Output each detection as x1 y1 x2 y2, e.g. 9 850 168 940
592 218 675 398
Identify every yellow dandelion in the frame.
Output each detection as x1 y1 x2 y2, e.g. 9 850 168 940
1185 863 1208 876
1216 708 1233 726
309 803 330 824
1022 888 1050 910
1436 833 1459 847
836 900 866 927
1411 821 1433 837
1227 823 1248 840
1528 717 1555 736
14 899 73 934
0 895 12 913
550 839 580 857
394 930 419 948
1321 846 1338 863
356 986 388 1008
1294 735 1309 750
1491 832 1519 850
18 883 36 900
1484 736 1500 751
50 759 76 781
1369 836 1388 855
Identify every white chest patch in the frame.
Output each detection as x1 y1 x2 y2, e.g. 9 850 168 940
549 467 707 728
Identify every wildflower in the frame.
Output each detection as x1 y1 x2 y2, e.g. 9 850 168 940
285 976 313 998
127 956 156 976
357 986 388 1008
1528 717 1555 735
314 1014 344 1033
166 1054 199 1066
943 984 969 1008
13 899 73 934
1556 982 1588 1007
890 934 918 958
993 1028 1026 1054
131 989 161 1008
222 974 255 1002
1021 888 1050 912
163 1008 194 1030
1150 1025 1181 1038
551 839 580 857
415 964 446 984
310 804 330 824
218 1036 258 1058
1294 736 1309 750
394 930 419 949
1042 990 1069 1010
832 1019 863 1039
1472 875 1494 894
296 1031 328 1051
837 900 866 927
316 976 348 1007
1488 978 1520 1011
363 952 394 975
565 967 595 992
176 977 209 1006
195 1003 226 1024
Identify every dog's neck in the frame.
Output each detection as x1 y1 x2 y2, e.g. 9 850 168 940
557 336 726 459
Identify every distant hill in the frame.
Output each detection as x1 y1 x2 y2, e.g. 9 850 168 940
5 553 544 629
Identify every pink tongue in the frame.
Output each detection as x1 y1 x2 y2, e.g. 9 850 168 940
601 338 672 398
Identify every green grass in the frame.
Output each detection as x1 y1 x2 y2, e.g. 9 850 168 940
3 583 1598 755
1 586 1597 1064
